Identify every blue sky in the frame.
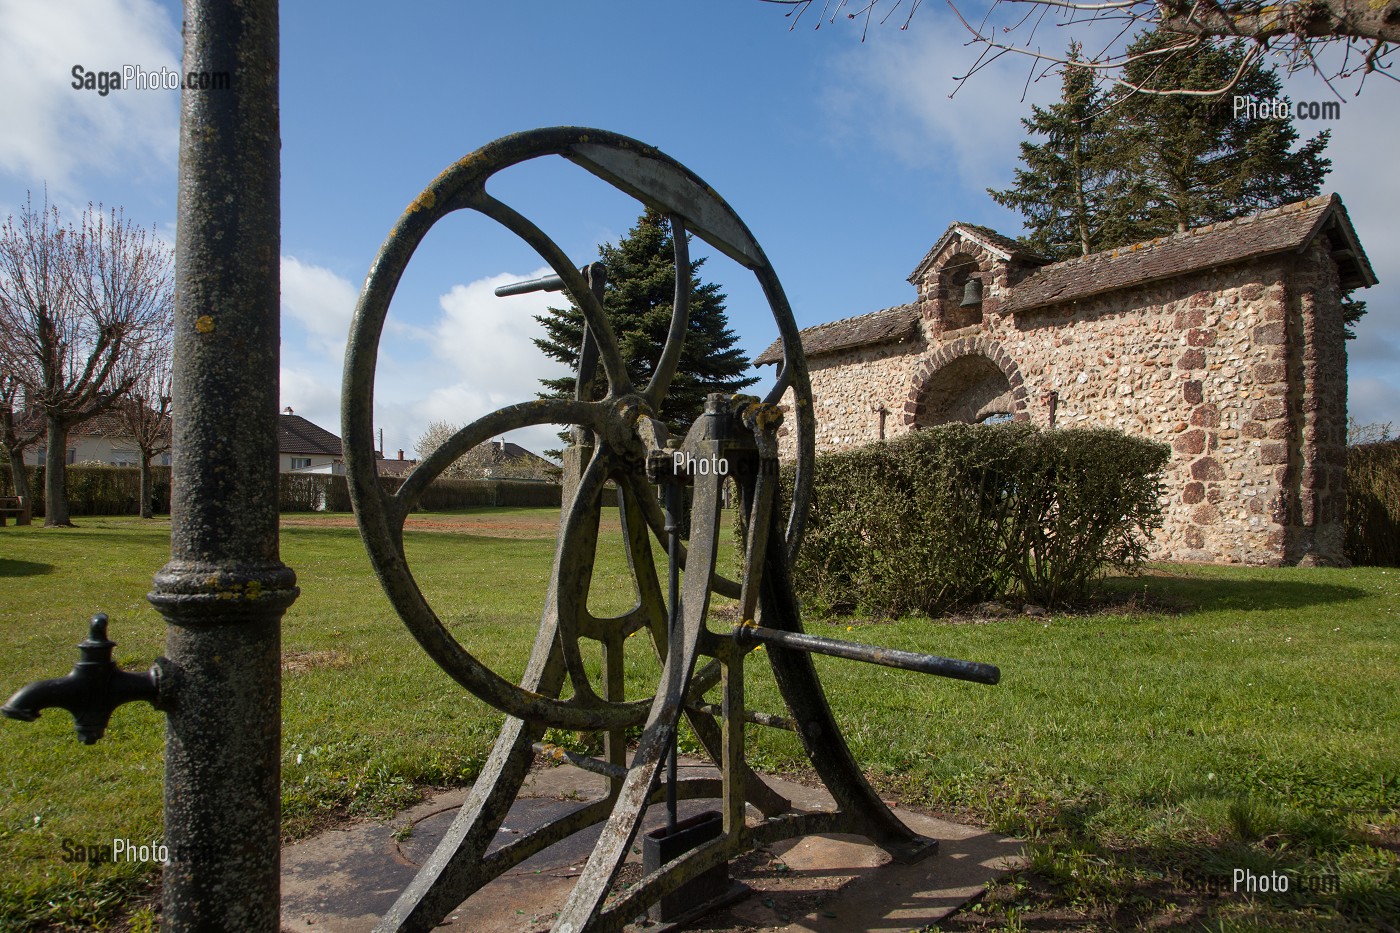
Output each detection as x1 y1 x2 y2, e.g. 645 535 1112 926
2 0 1396 458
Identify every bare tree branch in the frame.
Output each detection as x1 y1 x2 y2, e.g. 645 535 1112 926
762 0 1397 94
115 325 173 518
0 193 173 525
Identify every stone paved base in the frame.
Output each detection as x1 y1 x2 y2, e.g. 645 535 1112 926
280 759 1024 933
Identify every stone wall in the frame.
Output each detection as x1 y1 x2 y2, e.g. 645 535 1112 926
772 237 1351 565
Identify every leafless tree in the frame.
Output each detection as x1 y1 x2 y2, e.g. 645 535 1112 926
0 193 174 526
762 0 1397 96
0 372 40 503
414 420 475 480
414 421 558 482
115 328 173 518
1347 416 1394 445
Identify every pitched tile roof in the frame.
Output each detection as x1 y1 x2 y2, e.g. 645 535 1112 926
13 399 169 439
758 195 1374 363
908 222 1050 283
374 457 417 477
278 414 343 457
754 304 920 366
457 439 558 480
1003 194 1376 313
465 440 552 468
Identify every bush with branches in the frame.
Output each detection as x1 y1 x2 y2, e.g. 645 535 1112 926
774 423 1169 616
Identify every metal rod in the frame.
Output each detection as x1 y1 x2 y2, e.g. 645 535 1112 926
663 480 683 834
145 2 298 929
493 272 565 296
533 742 630 781
572 264 605 449
602 633 626 799
733 625 1001 686
688 703 798 733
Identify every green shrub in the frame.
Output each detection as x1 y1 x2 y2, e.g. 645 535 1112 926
280 473 567 512
1345 438 1400 567
779 423 1168 616
3 465 172 517
2 465 567 516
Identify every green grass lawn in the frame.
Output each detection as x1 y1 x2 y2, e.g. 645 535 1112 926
1 511 1396 930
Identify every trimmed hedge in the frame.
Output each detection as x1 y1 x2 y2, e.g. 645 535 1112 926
1345 439 1400 567
0 466 567 516
277 473 572 512
2 465 172 517
780 423 1169 616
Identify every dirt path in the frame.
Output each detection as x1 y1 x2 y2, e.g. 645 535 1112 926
280 510 565 539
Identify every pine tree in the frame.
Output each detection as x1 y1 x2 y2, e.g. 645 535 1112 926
1107 34 1331 238
991 37 1359 329
533 209 757 440
987 44 1124 260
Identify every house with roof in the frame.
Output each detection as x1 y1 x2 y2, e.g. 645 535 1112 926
22 404 171 469
757 195 1376 566
278 408 346 473
455 439 558 482
277 412 433 479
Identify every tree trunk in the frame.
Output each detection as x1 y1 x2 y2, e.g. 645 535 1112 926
6 444 30 503
140 453 154 519
44 418 72 526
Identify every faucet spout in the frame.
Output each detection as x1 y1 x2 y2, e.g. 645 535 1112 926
2 614 166 744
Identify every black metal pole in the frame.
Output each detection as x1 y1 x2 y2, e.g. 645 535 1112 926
147 2 298 929
663 480 682 833
733 625 1001 685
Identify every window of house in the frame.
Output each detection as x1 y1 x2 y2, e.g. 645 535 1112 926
111 449 138 468
34 447 78 465
290 456 312 470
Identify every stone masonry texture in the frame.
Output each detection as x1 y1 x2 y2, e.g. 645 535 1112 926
756 196 1376 566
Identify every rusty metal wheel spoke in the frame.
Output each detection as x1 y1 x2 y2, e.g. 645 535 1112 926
640 214 691 408
472 193 631 396
623 472 744 600
551 446 649 714
340 129 838 933
391 398 602 524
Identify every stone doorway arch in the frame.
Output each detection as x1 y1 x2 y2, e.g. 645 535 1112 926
903 336 1030 427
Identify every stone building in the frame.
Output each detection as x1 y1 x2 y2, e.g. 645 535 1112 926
756 195 1376 565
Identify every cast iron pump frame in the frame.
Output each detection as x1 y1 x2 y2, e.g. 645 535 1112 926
341 127 1000 933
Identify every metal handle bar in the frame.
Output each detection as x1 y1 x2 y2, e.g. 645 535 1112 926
733 623 1000 686
494 273 566 297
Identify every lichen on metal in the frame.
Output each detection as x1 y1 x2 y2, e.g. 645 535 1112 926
340 127 1000 933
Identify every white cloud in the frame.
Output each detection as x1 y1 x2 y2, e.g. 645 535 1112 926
279 265 573 462
279 364 342 432
831 26 1400 426
432 270 564 403
0 0 179 193
827 20 1062 190
1350 377 1400 427
419 269 573 456
281 256 359 356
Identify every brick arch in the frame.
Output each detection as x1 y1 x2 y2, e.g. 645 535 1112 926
902 336 1030 427
935 247 990 277
928 248 996 329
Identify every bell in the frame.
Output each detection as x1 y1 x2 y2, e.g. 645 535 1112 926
959 277 983 308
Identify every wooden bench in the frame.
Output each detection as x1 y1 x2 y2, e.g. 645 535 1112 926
0 495 31 526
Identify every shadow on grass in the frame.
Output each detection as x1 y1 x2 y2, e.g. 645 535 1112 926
0 557 54 577
1014 794 1397 930
5 529 169 547
1104 575 1369 613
